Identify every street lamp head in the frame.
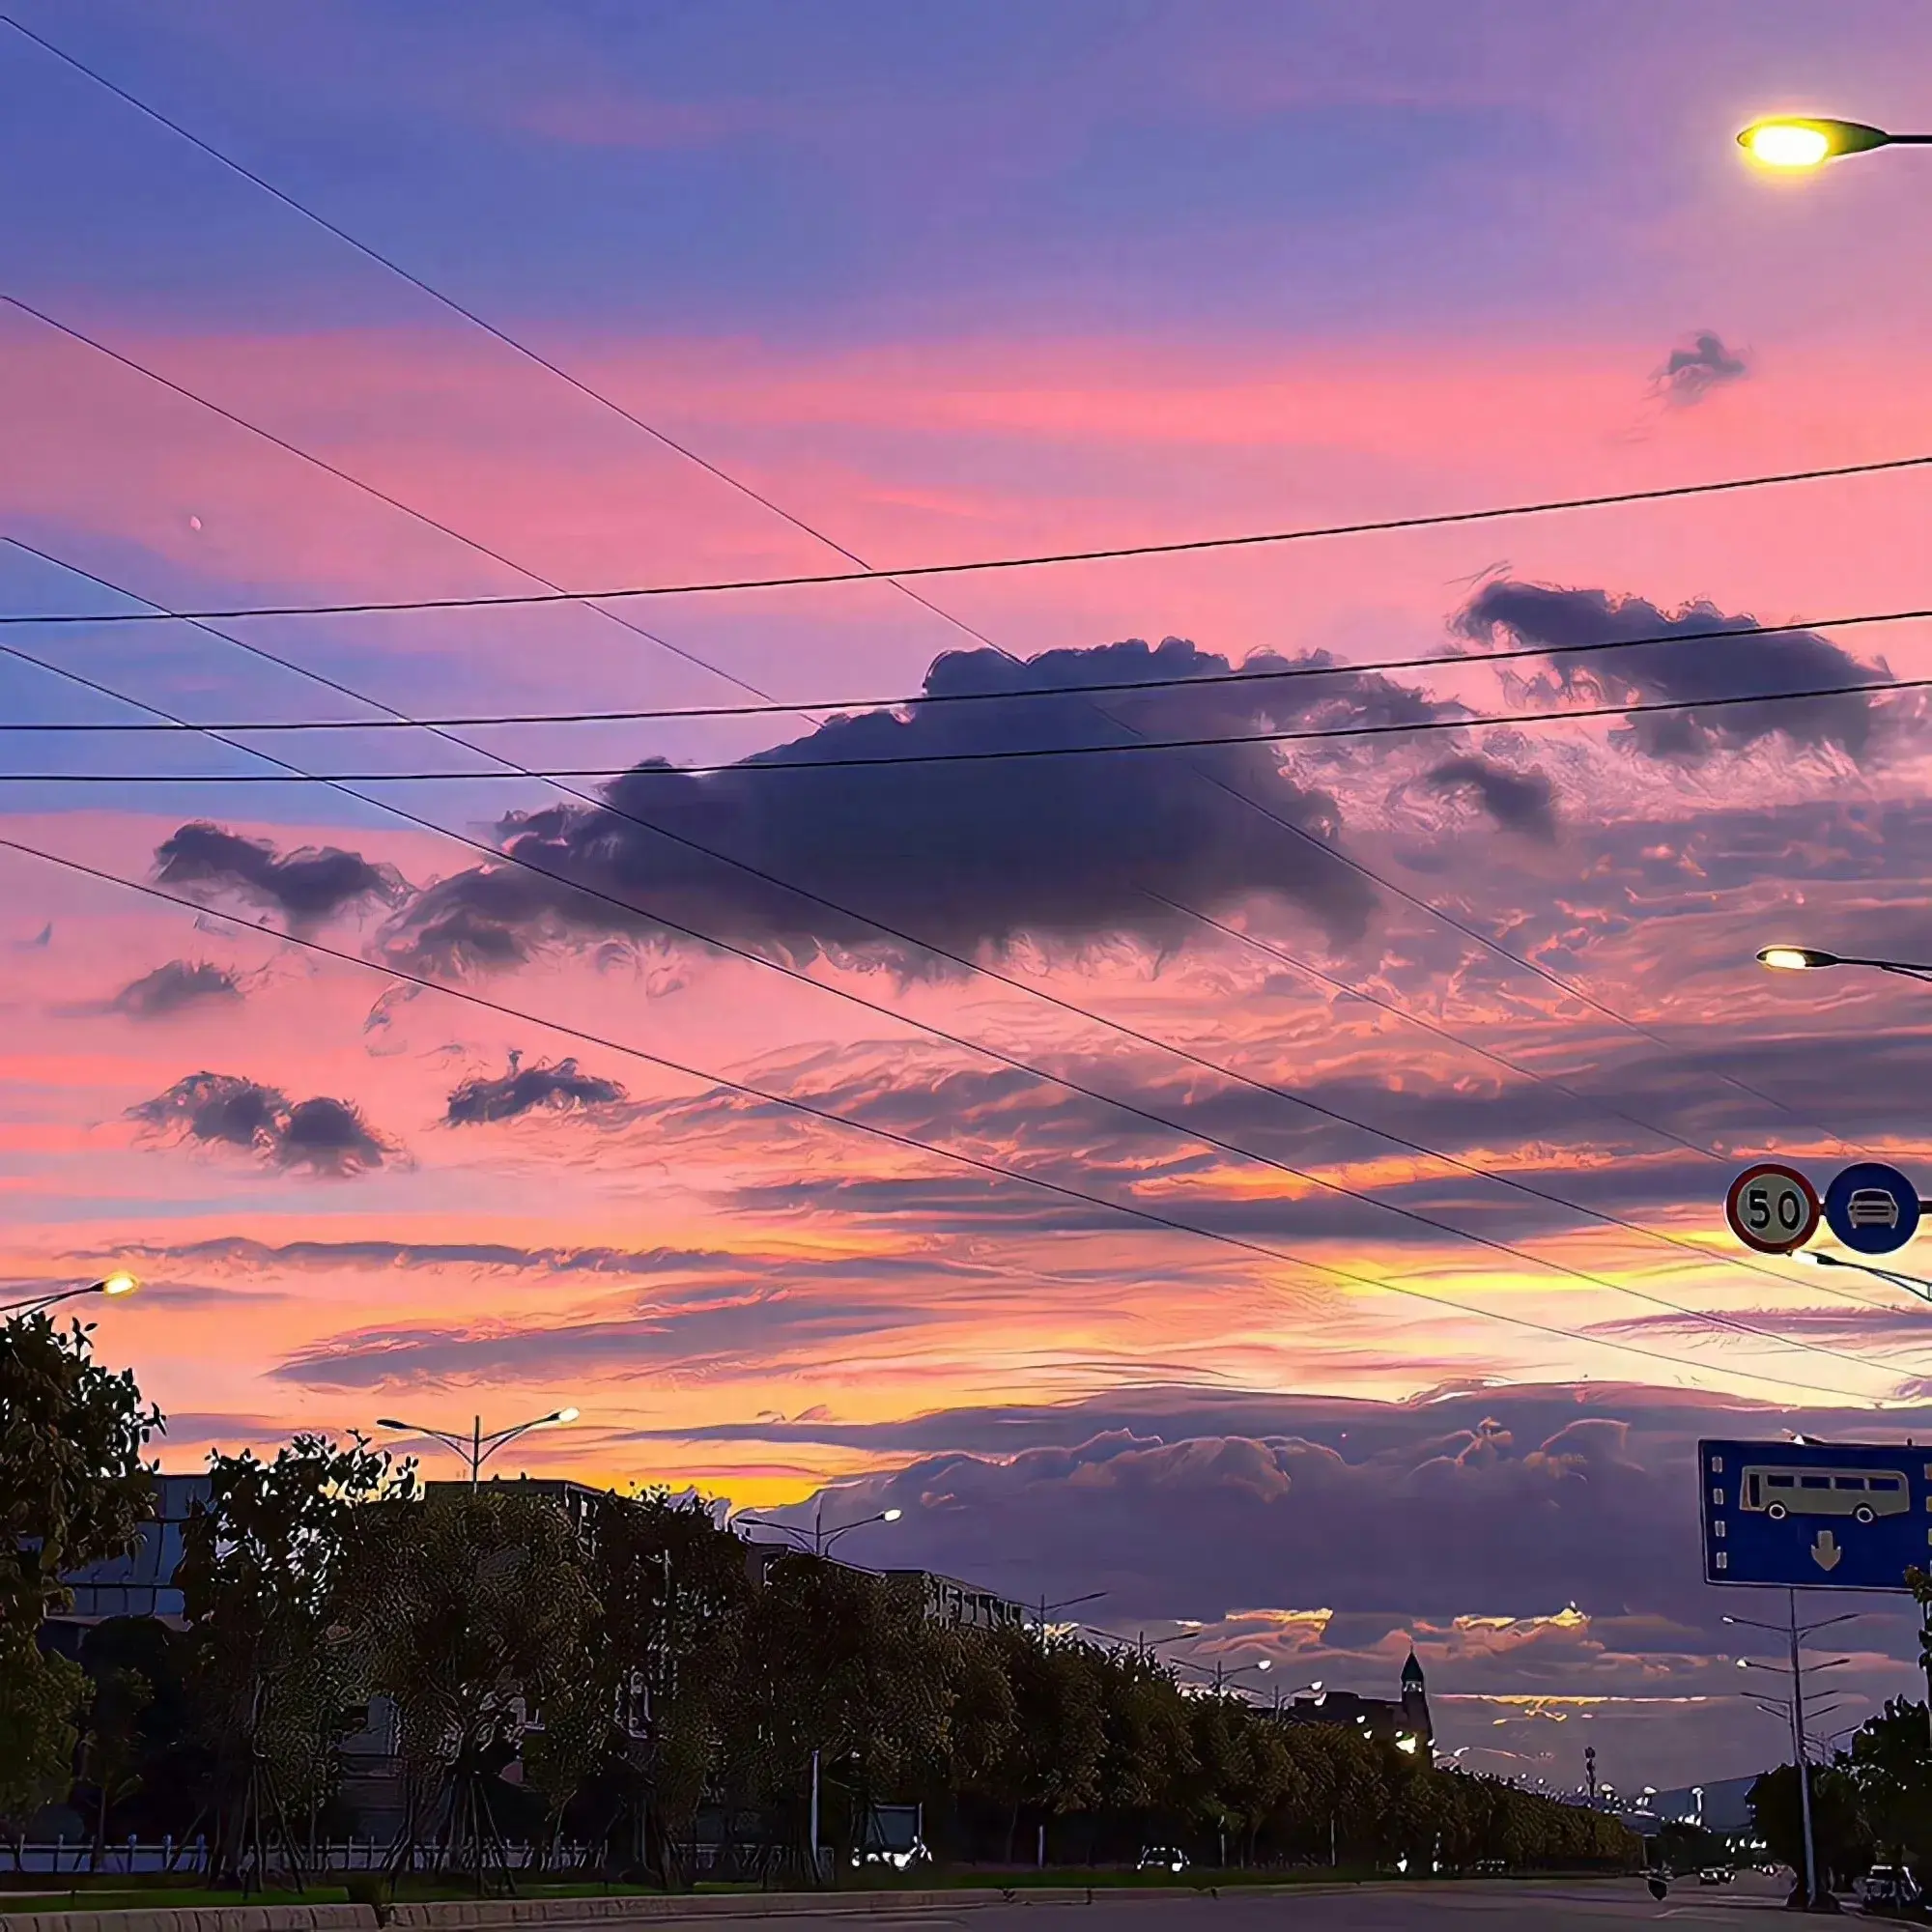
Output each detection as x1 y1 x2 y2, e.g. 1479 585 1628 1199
882 1507 902 1522
1256 1659 1272 1671
550 1406 580 1425
1758 945 1840 972
99 1271 138 1297
375 1418 408 1431
1738 118 1891 168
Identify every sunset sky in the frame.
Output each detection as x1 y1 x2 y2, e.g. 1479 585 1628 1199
8 0 1932 1793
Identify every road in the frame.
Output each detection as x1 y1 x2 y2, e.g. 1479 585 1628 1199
699 1873 1804 1932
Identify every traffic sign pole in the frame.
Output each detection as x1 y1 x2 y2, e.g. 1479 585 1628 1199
1788 1591 1820 1911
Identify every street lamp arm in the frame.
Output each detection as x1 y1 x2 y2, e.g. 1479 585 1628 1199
735 1514 812 1551
376 1418 473 1453
1 1273 139 1316
819 1508 902 1553
1798 1253 1932 1302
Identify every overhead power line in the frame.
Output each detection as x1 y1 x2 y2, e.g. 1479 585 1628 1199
0 539 1897 1363
2 238 1862 1160
0 292 788 707
9 669 1924 781
3 23 1891 1366
3 602 1927 733
0 827 1896 1408
5 528 1881 1321
0 14 1877 1163
5 452 1930 629
12 14 1926 649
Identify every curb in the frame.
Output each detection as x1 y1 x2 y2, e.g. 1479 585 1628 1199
0 1889 1249 1932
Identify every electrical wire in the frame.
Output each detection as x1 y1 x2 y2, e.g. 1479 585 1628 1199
1 539 1907 1363
0 825 1899 1407
2 258 1865 1166
2 21 1899 1358
5 450 1930 627
1148 893 1906 1317
5 669 1923 780
0 20 1879 1165
0 291 787 708
2 602 1927 733
9 14 1927 635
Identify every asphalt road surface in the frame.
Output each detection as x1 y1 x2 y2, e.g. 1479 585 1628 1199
700 1873 1805 1932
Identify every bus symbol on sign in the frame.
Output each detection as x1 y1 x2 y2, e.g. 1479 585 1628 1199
1724 1162 1821 1255
1740 1463 1910 1525
1702 1437 1928 1592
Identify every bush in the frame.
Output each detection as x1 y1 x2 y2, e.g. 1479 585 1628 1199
344 1871 393 1920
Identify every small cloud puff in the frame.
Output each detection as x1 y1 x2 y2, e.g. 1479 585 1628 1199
129 1070 392 1178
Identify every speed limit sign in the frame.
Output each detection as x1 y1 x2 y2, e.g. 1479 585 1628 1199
1725 1162 1821 1254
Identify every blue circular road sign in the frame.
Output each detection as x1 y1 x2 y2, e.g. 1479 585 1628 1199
1824 1161 1920 1255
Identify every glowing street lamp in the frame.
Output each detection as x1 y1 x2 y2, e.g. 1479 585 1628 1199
736 1499 902 1558
1737 118 1930 169
377 1406 579 1491
1 1272 138 1316
1756 945 1932 984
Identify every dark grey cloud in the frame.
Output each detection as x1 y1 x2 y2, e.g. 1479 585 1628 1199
758 1379 1930 1788
1458 579 1899 764
378 638 1473 978
444 1052 629 1126
722 1379 1932 1629
1656 330 1747 405
128 1071 392 1178
97 959 244 1020
155 821 410 927
1423 755 1556 840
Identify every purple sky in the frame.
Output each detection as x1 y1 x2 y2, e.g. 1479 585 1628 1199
7 0 1932 1792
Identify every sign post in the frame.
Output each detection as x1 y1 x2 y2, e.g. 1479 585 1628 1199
1788 1592 1820 1913
1702 1440 1913 1910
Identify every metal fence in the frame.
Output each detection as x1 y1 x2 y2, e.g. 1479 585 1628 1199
6 1841 596 1876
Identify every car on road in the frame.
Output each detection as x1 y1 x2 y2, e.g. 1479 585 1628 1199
1697 1867 1732 1886
1137 1848 1188 1873
1861 1864 1922 1910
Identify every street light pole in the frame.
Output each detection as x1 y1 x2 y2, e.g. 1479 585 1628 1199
1789 1593 1820 1910
1 1273 138 1317
736 1505 902 1559
375 1406 579 1490
1725 1605 1860 1908
1033 1590 1108 1644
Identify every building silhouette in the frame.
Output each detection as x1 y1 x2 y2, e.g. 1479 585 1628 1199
1277 1648 1433 1751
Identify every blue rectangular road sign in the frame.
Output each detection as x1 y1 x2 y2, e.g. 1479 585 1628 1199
1701 1438 1932 1591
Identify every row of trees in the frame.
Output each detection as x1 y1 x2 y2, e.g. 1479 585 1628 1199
1748 1699 1932 1890
3 1313 1637 1886
1 1309 159 1844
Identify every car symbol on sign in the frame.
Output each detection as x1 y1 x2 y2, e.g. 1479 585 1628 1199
1848 1188 1902 1231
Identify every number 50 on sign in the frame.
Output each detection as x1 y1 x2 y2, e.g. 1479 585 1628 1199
1725 1162 1821 1254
